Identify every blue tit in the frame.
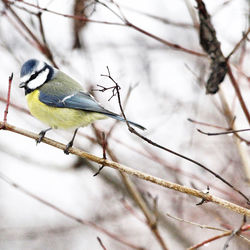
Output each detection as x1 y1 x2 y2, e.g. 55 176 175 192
19 59 145 154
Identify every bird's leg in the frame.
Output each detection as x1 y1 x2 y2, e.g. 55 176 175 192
36 127 52 144
64 128 79 155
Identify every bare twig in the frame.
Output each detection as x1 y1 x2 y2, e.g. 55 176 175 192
223 216 247 250
166 213 227 232
227 64 250 125
97 236 107 250
93 132 107 176
188 216 250 249
11 0 205 57
37 11 58 68
100 67 250 204
197 128 250 136
0 73 13 129
227 27 250 60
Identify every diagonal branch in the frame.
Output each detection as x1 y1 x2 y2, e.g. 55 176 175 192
0 121 250 216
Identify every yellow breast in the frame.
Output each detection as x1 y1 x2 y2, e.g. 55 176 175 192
26 90 106 129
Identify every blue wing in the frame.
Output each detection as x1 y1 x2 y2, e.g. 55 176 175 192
39 90 110 113
39 90 146 130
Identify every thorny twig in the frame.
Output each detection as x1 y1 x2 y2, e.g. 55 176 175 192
93 132 107 176
100 66 250 204
196 186 210 206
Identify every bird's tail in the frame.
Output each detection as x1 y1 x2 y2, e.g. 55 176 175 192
105 113 146 130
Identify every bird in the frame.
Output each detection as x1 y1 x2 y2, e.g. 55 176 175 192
19 59 145 154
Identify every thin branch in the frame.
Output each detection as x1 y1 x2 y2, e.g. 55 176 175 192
166 213 227 232
100 67 250 204
97 237 107 250
227 64 250 125
227 27 250 60
1 121 250 217
0 73 13 129
37 11 58 68
197 128 250 136
9 0 125 26
10 0 205 57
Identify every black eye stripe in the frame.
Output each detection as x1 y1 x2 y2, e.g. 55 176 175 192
26 65 48 84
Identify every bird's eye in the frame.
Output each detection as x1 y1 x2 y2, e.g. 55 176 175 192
28 71 39 82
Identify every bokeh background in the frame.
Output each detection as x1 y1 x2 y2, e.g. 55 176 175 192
0 0 249 249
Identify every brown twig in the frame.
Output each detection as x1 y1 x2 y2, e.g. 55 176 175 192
2 0 57 67
197 128 250 136
227 27 250 60
188 216 250 250
97 236 107 250
100 66 250 204
0 73 13 129
11 0 205 57
93 132 107 176
1 121 250 216
188 118 250 145
227 64 250 125
37 11 58 68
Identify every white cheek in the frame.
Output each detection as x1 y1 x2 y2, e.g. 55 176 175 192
27 68 49 89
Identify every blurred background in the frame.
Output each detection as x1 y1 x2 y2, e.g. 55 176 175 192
0 0 249 249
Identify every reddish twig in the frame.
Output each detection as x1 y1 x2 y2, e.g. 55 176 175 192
97 237 107 250
10 0 125 26
227 27 250 60
188 216 249 250
1 73 13 129
227 64 250 125
11 0 205 57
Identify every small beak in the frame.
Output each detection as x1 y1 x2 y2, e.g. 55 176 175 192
19 82 26 88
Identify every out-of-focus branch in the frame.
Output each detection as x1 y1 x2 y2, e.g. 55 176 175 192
93 128 169 250
2 0 58 67
227 64 250 125
218 91 250 183
0 171 143 250
8 0 205 57
187 216 250 249
227 27 250 60
0 121 250 216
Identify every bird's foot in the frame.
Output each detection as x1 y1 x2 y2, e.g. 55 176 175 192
64 141 73 155
36 128 52 145
36 131 46 144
